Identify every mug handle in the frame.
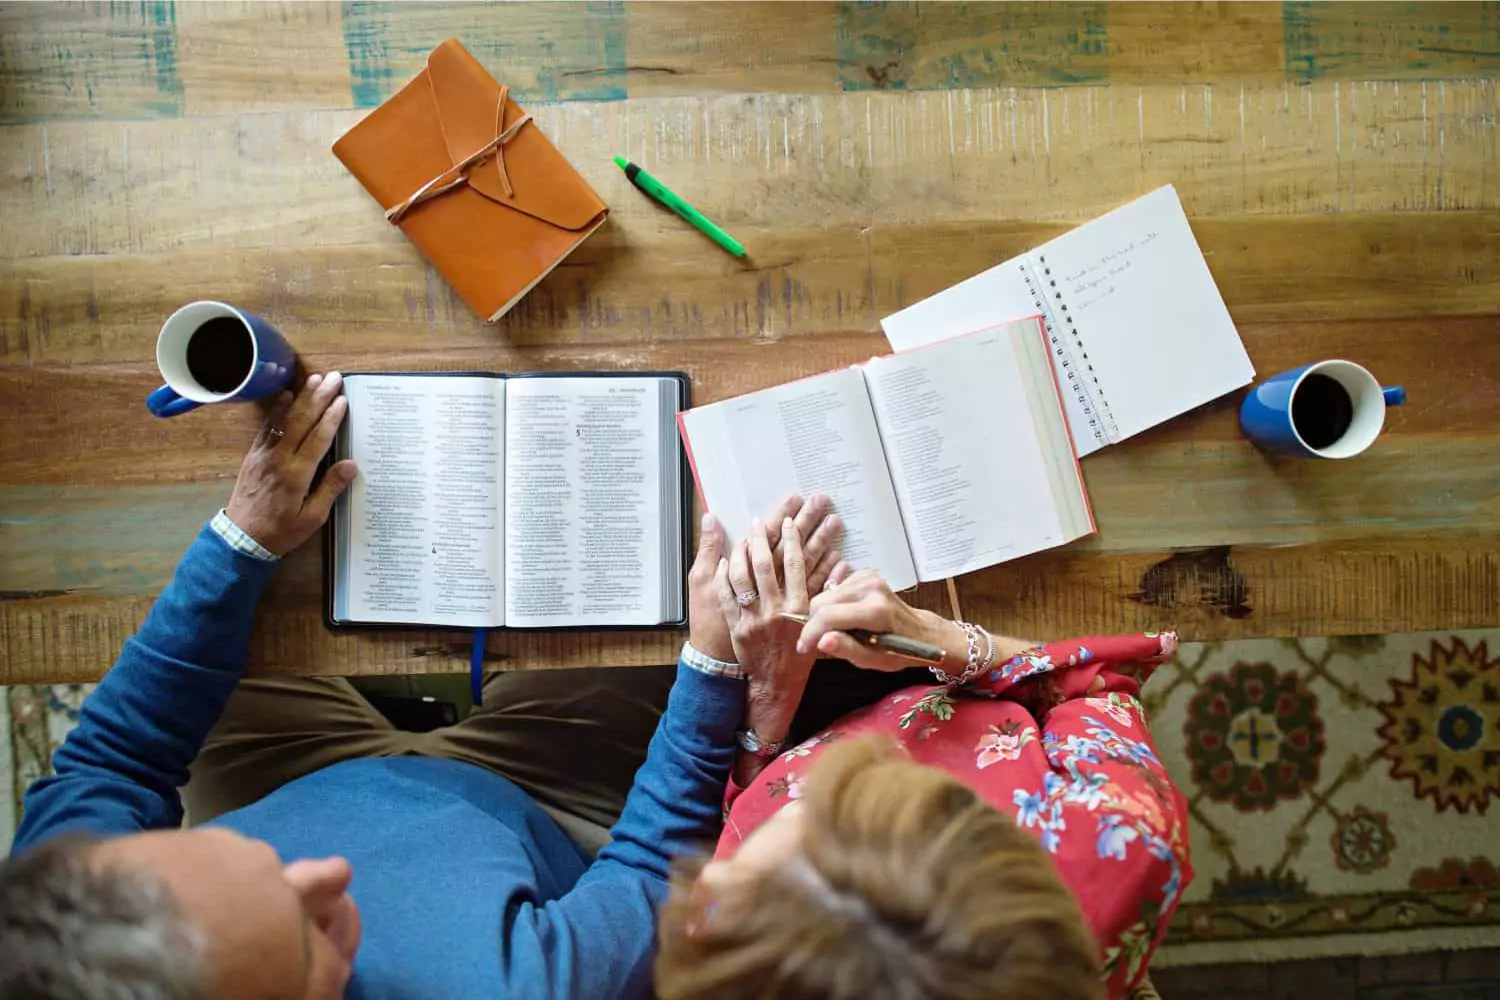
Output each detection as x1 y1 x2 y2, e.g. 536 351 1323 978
146 385 203 418
1382 385 1407 407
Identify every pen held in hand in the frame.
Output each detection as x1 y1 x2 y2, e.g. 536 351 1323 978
778 613 947 666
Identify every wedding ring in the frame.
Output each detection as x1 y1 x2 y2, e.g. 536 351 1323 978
734 589 759 607
267 427 285 440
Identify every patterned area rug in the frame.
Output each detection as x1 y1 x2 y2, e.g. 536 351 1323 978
5 629 1499 968
1148 628 1500 965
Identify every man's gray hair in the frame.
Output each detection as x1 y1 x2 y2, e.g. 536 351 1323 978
0 835 209 1000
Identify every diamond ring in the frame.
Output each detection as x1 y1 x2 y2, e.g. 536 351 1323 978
734 589 758 607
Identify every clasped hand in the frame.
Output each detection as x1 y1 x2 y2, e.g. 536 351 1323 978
686 495 846 697
687 501 976 684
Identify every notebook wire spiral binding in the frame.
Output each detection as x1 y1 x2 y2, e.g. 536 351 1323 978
1021 255 1119 448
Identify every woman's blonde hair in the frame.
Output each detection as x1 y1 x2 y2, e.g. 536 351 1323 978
656 736 1103 1000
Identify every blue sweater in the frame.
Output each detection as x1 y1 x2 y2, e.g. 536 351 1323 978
13 524 744 999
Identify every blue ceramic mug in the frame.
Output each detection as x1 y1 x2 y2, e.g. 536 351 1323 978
147 301 296 418
1240 359 1406 459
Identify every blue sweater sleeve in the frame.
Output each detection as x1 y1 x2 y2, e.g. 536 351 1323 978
500 661 744 999
13 523 277 852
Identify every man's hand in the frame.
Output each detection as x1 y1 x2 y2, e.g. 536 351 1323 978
687 512 735 662
225 372 358 556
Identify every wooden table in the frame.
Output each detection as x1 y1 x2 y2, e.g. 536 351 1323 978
2 2 1497 684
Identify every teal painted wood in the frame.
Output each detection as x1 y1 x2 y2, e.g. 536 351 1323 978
0 484 225 599
1284 1 1500 82
341 0 627 107
835 0 1109 91
0 1 182 124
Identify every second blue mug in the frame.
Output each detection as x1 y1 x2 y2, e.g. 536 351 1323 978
1240 359 1405 459
147 301 296 418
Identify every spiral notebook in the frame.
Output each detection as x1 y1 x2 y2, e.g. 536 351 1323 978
881 185 1254 457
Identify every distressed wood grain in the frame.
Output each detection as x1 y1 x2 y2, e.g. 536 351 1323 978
3 4 1494 125
3 212 1496 365
621 2 845 98
3 81 1496 263
341 0 628 106
2 2 1499 682
5 534 1497 685
0 1 183 123
1283 1 1500 82
175 1 351 116
1 314 1496 483
3 412 1494 581
1104 3 1289 84
835 1 1112 90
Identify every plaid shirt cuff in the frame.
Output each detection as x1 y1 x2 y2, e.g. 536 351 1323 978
681 641 744 680
210 509 279 563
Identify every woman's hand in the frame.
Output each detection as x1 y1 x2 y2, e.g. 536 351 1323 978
718 516 811 692
714 514 845 742
686 494 844 664
795 570 971 672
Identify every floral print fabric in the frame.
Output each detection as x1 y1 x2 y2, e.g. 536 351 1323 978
717 632 1189 998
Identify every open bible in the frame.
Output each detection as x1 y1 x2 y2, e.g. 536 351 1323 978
678 319 1093 591
326 372 691 629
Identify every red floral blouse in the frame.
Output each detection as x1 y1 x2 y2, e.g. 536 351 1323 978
717 633 1190 998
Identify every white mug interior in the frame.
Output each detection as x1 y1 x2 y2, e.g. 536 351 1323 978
1290 359 1385 459
155 301 257 403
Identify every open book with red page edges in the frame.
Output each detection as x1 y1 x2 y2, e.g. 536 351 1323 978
678 318 1093 590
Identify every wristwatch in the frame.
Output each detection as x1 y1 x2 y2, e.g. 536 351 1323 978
735 727 788 760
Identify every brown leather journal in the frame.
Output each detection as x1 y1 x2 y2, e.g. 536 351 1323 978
333 39 608 323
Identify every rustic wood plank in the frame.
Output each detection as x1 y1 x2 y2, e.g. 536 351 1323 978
3 412 1494 588
0 1 184 123
340 0 629 106
0 314 1494 484
1103 3 1288 84
1283 1 1500 82
834 1 1112 90
175 1 351 116
3 2 1499 684
828 1 1290 90
4 3 1497 126
3 212 1495 366
3 81 1496 262
622 2 842 97
5 532 1497 685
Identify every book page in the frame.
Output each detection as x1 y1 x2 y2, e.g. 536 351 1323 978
880 187 1254 457
878 261 1109 457
504 377 666 628
680 368 918 591
864 321 1090 581
338 375 504 627
881 259 1041 353
1025 185 1254 443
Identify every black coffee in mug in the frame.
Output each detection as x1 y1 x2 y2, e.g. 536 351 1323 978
185 316 255 394
1290 373 1354 450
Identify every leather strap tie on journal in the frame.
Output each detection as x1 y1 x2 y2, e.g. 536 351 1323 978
385 84 534 224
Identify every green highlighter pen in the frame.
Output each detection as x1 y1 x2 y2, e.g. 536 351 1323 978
613 155 746 257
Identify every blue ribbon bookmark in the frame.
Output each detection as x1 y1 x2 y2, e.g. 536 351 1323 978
470 630 487 708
